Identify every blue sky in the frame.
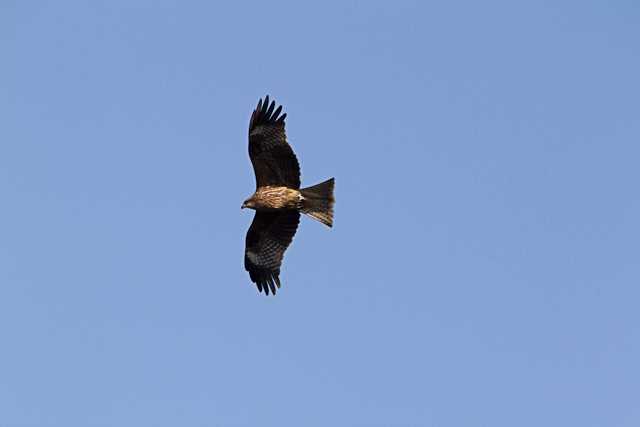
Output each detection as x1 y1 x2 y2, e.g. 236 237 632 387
1 1 639 426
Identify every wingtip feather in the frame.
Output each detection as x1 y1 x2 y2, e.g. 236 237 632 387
249 95 287 131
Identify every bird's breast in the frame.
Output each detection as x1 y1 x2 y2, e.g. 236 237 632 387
253 186 302 210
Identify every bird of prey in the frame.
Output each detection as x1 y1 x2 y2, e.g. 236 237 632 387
241 96 335 295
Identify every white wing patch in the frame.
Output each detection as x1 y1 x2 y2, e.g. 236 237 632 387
247 251 260 265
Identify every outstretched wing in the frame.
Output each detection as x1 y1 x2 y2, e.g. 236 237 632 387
244 210 300 295
248 96 301 189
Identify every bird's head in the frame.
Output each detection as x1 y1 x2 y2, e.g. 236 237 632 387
241 198 255 210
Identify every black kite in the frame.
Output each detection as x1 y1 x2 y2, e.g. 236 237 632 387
241 96 335 295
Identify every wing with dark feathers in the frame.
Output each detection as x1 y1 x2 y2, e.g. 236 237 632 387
248 96 301 189
244 210 300 295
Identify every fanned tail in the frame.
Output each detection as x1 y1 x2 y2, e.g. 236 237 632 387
300 178 335 227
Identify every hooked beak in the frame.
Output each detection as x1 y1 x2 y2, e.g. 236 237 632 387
241 202 247 209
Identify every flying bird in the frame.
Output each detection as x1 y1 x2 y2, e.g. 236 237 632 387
242 96 335 295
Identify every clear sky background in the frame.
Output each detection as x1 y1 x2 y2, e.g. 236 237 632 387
1 1 639 426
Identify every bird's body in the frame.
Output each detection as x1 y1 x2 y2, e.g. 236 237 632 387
241 96 335 295
243 186 303 211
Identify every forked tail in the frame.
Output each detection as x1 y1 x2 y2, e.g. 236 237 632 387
301 178 335 227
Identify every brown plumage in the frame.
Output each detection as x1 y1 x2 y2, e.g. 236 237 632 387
242 96 335 295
